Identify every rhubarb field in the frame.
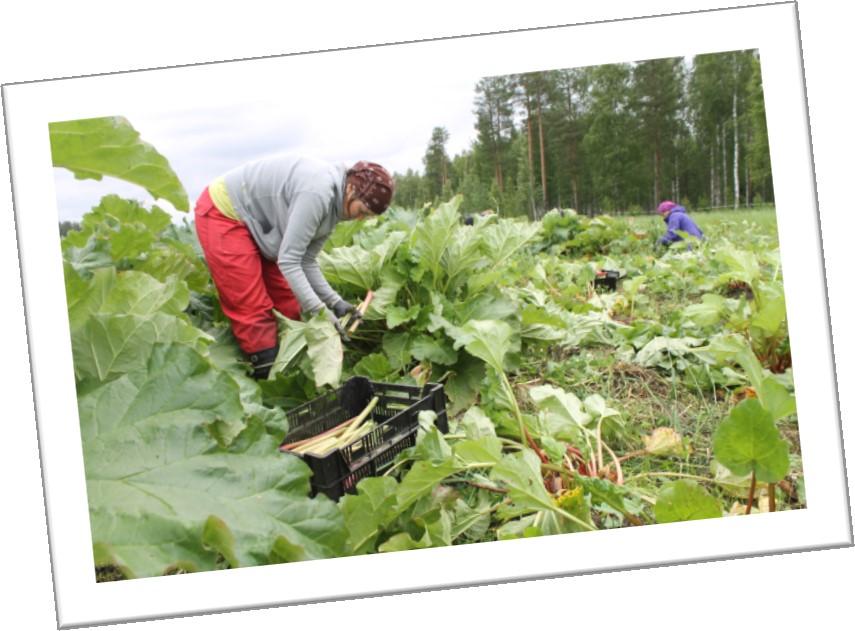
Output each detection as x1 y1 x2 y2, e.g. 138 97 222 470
52 117 802 580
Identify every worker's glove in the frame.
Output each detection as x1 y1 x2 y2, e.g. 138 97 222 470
332 299 356 318
326 309 350 342
248 345 279 380
333 298 362 329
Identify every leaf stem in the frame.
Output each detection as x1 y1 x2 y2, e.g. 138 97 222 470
745 471 756 515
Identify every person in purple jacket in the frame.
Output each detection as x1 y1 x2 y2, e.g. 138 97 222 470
656 200 704 247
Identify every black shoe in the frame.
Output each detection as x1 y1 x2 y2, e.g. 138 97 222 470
248 345 279 380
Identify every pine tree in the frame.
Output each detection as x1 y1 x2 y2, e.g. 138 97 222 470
423 126 451 202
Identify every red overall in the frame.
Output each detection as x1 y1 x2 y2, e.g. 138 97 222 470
194 188 300 353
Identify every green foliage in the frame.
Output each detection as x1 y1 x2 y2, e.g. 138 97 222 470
50 116 189 211
713 399 790 483
655 481 722 523
81 343 348 578
57 112 798 579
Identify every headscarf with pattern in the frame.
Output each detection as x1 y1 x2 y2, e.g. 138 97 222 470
347 161 394 214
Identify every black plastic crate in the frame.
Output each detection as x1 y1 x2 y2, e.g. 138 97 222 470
279 376 448 500
594 269 621 291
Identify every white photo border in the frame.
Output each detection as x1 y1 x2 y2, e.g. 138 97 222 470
3 2 850 627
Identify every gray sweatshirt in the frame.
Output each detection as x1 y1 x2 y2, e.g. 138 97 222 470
221 155 347 315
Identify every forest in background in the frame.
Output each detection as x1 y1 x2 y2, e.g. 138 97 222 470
395 49 772 218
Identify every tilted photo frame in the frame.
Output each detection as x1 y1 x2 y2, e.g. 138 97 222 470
3 2 850 627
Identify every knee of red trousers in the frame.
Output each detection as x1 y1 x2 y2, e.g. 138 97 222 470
227 307 280 354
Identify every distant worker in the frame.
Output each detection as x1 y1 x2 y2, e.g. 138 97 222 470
656 200 704 247
463 209 495 226
194 156 394 378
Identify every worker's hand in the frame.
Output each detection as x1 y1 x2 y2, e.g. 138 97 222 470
332 299 356 319
326 309 350 342
333 298 363 330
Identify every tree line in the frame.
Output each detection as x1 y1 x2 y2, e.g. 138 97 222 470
393 49 773 219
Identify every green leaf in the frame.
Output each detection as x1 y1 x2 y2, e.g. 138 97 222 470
66 267 211 381
758 376 796 422
480 220 542 269
62 197 176 272
341 477 399 554
270 535 310 563
386 304 421 329
377 532 429 552
305 315 343 388
50 117 189 211
363 271 403 320
697 334 766 394
352 353 396 380
450 498 492 542
444 224 486 291
455 319 513 374
80 344 347 577
491 451 557 515
396 461 460 513
713 399 790 483
496 515 540 540
716 248 760 286
319 232 405 291
492 450 595 533
529 384 592 428
574 475 639 518
458 406 497 439
66 266 116 331
752 282 787 334
109 273 188 316
635 336 703 368
201 516 239 568
413 425 453 462
453 436 503 467
72 312 209 383
63 234 113 276
410 334 457 365
318 245 376 290
655 480 722 523
270 325 308 377
444 352 486 415
683 293 725 326
583 393 620 419
409 196 462 287
520 305 567 341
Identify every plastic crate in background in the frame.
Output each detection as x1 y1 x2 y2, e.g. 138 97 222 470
594 269 621 291
280 376 448 500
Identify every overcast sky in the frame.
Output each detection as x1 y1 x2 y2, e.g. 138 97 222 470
52 70 486 222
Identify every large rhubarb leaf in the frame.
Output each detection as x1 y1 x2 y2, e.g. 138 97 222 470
481 219 541 268
80 344 347 578
272 312 343 388
453 319 513 374
409 195 462 287
50 116 189 211
491 450 595 533
443 224 486 292
319 231 405 291
72 312 208 383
